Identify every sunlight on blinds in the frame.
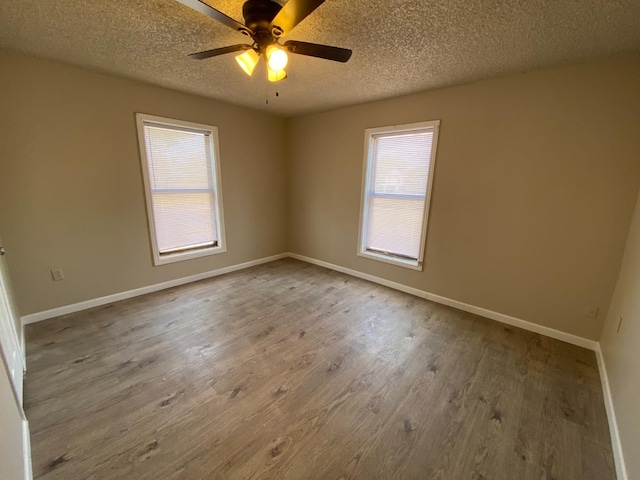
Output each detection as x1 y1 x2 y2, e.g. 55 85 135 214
143 125 218 254
365 129 434 260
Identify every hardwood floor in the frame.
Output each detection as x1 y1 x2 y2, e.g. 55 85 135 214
24 258 615 479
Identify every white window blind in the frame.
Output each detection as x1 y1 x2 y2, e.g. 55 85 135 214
359 121 439 269
136 114 225 265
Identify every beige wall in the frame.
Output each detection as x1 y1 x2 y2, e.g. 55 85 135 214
600 187 640 479
0 51 287 315
287 55 640 340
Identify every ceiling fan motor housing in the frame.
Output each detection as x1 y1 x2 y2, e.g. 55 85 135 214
242 0 283 51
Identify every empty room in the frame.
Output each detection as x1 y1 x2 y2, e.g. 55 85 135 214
0 0 639 479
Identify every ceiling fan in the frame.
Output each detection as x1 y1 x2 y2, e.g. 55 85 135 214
175 0 352 82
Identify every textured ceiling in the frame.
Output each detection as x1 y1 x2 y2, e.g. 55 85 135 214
1 0 639 116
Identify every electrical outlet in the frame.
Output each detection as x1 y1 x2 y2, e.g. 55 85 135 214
584 306 599 319
51 267 65 281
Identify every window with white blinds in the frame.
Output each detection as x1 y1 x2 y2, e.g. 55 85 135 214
136 114 226 266
359 121 440 270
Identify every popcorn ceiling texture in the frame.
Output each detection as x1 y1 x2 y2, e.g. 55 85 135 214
0 0 639 116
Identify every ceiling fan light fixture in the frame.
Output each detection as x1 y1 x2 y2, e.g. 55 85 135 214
266 45 288 72
267 66 287 82
178 0 352 84
235 48 259 76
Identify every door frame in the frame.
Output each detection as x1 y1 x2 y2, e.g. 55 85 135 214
0 236 25 401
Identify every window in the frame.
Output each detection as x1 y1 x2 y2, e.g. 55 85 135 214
358 120 440 270
136 113 226 266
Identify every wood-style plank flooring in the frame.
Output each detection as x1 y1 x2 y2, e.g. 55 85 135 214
24 259 615 479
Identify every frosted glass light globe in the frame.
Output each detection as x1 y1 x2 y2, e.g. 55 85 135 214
267 46 288 71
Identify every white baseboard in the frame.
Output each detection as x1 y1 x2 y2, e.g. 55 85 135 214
21 253 288 325
23 419 32 480
23 251 599 351
287 252 598 351
595 345 627 480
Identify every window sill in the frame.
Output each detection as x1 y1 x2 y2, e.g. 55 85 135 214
357 250 423 271
154 245 226 266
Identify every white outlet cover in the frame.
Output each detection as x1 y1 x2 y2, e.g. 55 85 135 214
51 268 64 281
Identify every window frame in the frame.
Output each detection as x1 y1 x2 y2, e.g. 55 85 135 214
357 120 440 271
135 113 227 266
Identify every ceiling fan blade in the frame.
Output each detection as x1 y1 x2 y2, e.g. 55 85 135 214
175 0 251 34
269 0 326 36
189 44 253 59
284 40 352 63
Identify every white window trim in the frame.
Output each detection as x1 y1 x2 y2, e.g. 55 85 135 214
135 113 227 266
357 120 440 271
